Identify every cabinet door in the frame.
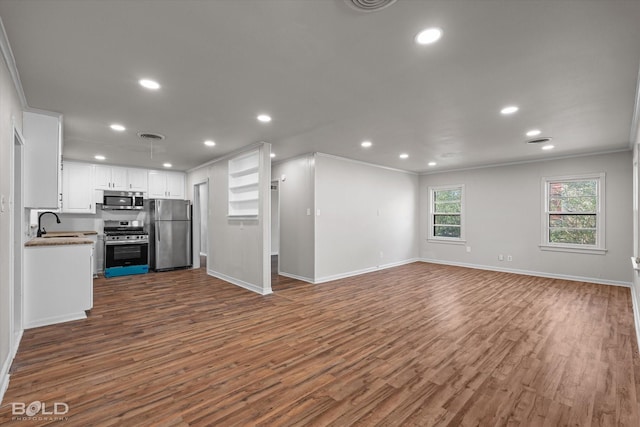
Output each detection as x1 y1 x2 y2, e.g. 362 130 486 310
166 172 186 199
23 111 62 208
94 165 112 190
148 171 167 198
62 162 95 213
111 167 128 191
128 168 149 192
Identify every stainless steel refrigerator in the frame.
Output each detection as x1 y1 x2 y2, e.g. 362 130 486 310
149 199 192 271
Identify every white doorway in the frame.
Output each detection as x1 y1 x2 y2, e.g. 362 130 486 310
271 180 279 274
192 180 209 270
10 124 25 356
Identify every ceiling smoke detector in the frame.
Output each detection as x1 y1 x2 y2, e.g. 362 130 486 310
526 137 552 145
345 0 398 12
137 132 165 141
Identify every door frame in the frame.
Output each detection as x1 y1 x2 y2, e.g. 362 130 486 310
9 119 25 359
192 179 209 269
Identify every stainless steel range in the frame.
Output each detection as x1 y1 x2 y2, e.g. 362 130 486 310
103 220 149 278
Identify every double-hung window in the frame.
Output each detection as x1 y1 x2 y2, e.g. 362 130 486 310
541 173 606 254
428 185 465 242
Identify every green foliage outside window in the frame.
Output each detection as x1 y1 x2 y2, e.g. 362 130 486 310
548 179 598 245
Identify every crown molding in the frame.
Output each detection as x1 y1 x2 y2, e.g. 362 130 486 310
0 16 27 108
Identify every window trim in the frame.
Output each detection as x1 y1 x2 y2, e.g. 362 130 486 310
428 184 466 243
540 173 606 255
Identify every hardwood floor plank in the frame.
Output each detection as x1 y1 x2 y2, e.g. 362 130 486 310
0 262 638 426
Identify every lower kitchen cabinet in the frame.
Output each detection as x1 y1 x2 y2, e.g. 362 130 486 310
24 243 93 328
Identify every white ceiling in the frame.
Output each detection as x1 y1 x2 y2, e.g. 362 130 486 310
1 0 639 172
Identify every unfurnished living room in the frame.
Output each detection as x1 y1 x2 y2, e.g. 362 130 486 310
1 1 640 425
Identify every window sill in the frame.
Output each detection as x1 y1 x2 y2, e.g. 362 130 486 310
427 238 467 245
539 245 607 255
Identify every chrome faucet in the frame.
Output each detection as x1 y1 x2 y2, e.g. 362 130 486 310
37 211 61 237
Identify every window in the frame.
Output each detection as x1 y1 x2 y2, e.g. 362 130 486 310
541 173 606 254
428 185 465 242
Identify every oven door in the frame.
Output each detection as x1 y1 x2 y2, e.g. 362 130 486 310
105 241 148 268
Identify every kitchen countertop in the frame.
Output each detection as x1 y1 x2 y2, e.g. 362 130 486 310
25 231 97 247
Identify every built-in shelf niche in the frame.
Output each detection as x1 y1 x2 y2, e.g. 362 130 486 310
228 150 260 217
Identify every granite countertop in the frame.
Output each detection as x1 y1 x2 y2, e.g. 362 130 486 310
25 231 97 247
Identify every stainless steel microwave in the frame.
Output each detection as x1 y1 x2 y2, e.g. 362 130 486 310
102 191 144 210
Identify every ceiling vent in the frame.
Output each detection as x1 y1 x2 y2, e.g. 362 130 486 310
345 0 398 12
137 132 165 141
526 137 552 144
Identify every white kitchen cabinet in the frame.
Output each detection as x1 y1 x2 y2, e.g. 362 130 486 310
23 111 63 209
148 170 186 199
94 165 128 190
24 243 93 329
62 162 95 214
127 168 148 192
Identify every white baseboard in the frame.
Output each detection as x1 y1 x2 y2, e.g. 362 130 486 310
0 329 22 405
631 282 640 353
419 258 632 288
278 271 314 284
314 258 420 284
0 353 10 405
25 312 87 330
207 269 272 295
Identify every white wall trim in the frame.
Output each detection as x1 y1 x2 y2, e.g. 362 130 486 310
419 258 632 288
315 152 418 175
629 60 640 149
278 271 315 284
187 141 265 173
420 148 631 176
0 353 11 405
314 258 421 284
207 269 273 295
24 312 87 330
0 17 27 108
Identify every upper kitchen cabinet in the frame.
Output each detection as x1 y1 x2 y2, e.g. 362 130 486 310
95 166 148 192
23 111 62 209
148 171 186 199
94 165 128 191
127 168 148 192
62 162 95 214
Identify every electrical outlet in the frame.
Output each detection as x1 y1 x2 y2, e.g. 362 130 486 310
466 246 471 253
380 251 384 259
507 255 513 262
498 254 504 261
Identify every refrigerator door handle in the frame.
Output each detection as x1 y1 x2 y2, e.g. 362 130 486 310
156 222 160 241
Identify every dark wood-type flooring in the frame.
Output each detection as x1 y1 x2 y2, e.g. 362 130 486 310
1 261 639 426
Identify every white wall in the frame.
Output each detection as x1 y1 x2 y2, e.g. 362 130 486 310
272 155 315 282
314 154 420 282
187 143 271 295
420 151 633 285
0 31 24 402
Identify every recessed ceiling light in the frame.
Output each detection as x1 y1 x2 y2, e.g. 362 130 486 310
542 145 555 150
94 155 106 161
428 161 437 166
501 105 519 115
415 27 442 45
270 153 276 158
163 163 172 168
204 140 216 146
399 153 409 159
526 129 541 137
361 140 372 148
257 114 272 123
139 79 160 90
110 124 125 131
